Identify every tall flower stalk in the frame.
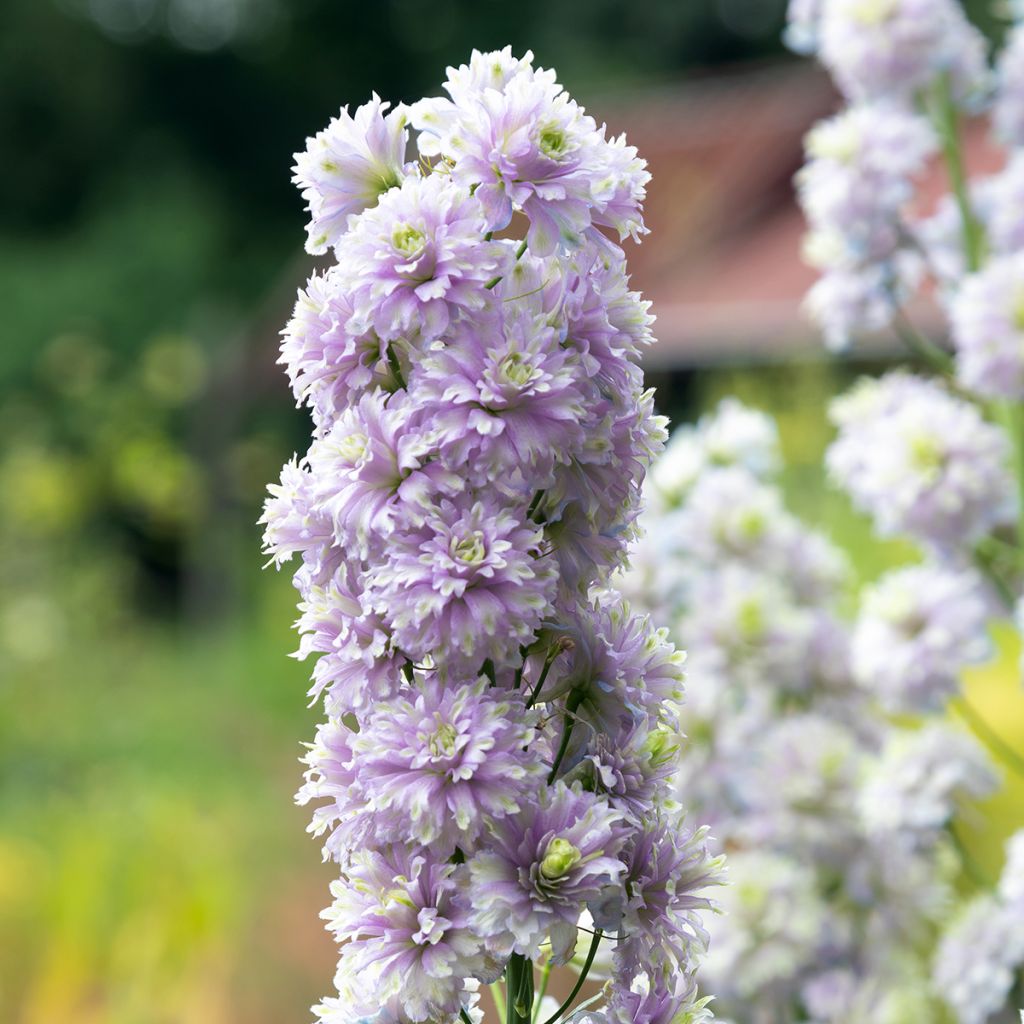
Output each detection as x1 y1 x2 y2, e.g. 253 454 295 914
262 49 721 1024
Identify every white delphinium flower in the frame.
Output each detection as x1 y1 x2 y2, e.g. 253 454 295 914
933 895 1024 1024
827 372 1014 550
999 829 1024 906
797 104 936 348
699 397 780 478
701 850 842 1002
951 252 1024 399
995 23 1024 147
818 0 989 105
859 724 999 846
851 564 991 714
738 713 865 863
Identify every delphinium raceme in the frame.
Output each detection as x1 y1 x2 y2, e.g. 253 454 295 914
622 399 1007 1024
262 49 721 1024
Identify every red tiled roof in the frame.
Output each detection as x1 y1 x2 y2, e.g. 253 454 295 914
596 62 1008 366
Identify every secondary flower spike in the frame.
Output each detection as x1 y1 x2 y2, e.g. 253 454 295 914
262 48 721 1024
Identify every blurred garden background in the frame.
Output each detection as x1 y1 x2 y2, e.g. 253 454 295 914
2 0 1023 1021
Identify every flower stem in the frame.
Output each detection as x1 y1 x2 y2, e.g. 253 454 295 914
531 962 552 1024
997 399 1024 569
931 71 984 274
540 929 603 1024
506 953 534 1024
547 690 584 784
386 344 406 390
952 695 1024 779
892 308 953 374
948 820 993 890
490 983 508 1024
972 542 1016 610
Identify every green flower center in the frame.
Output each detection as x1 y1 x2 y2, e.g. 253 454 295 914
736 596 765 641
392 223 426 259
641 726 678 767
736 507 766 541
908 433 944 475
539 124 568 159
451 530 486 565
540 837 582 880
428 721 458 758
337 431 369 464
849 0 896 24
1012 290 1024 332
498 352 536 389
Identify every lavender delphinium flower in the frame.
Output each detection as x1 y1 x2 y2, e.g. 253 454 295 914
263 49 720 1024
339 173 509 343
465 781 627 963
411 50 649 255
850 563 991 714
293 94 410 255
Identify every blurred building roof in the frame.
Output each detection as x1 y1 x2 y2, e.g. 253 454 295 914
600 62 1007 367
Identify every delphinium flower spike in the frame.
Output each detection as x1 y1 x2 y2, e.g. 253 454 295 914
263 49 720 1024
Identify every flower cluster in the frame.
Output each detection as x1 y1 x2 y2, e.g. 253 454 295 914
623 398 1009 1024
612 8 1024 1024
788 0 992 348
265 49 720 1024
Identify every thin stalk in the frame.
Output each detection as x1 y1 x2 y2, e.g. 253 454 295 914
892 309 953 375
490 983 508 1024
547 690 584 784
461 1011 474 1024
531 962 552 1024
540 929 604 1024
485 239 529 290
386 344 406 390
953 695 1024 779
972 544 1016 611
932 71 984 274
526 643 564 709
948 820 993 890
997 400 1024 560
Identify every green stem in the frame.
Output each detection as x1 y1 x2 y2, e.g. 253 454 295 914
485 239 529 290
997 400 1024 562
953 695 1024 780
932 71 984 274
506 953 534 1024
892 309 953 374
547 690 584 784
972 543 1016 611
526 643 564 709
490 983 508 1024
386 344 406 390
531 962 552 1024
461 1011 474 1024
540 929 603 1024
948 820 993 890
